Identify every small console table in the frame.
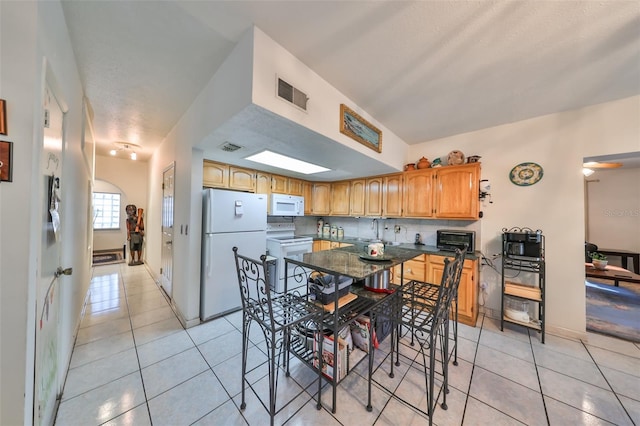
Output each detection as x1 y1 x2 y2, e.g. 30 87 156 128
596 249 640 274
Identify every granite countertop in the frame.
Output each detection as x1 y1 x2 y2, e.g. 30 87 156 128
289 245 422 281
303 234 479 260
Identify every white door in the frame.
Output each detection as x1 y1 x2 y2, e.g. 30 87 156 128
160 163 175 297
34 81 68 425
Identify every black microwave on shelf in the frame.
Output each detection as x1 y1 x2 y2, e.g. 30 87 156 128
437 230 476 252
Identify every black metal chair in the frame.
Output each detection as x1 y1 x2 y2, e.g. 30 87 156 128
369 248 466 424
232 247 324 426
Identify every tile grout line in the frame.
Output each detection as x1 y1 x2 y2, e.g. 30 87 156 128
112 264 154 426
527 329 551 425
581 339 636 425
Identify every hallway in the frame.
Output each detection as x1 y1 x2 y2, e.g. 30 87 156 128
54 263 640 425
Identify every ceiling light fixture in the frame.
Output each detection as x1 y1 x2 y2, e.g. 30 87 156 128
582 161 622 169
110 142 140 160
245 150 330 175
582 168 595 177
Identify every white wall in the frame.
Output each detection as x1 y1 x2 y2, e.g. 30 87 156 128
93 156 149 252
586 167 640 256
251 27 408 172
407 95 640 338
0 1 92 424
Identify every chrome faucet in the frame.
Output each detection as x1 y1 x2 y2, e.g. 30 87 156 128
371 219 379 240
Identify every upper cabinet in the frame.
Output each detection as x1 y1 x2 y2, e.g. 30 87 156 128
403 169 435 218
330 181 350 216
382 174 403 217
229 166 255 192
271 174 288 194
203 160 480 221
203 160 229 188
303 181 313 215
350 179 366 216
288 178 304 196
403 163 480 220
311 182 331 215
364 177 383 217
433 163 480 219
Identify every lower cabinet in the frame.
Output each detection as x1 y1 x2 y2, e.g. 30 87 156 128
392 253 478 326
313 240 352 251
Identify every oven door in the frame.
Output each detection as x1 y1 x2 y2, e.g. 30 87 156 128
276 240 312 292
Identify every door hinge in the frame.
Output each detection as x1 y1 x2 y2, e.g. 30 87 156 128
162 183 165 190
44 109 50 128
160 268 163 274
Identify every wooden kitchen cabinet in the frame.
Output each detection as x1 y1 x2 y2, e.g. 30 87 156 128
426 255 479 326
255 172 271 195
311 183 331 215
434 163 480 219
365 177 383 217
331 181 350 216
229 166 255 192
271 174 288 194
403 169 435 217
288 178 304 196
350 179 366 216
303 181 313 215
391 254 427 284
402 164 480 220
383 174 403 217
203 160 229 188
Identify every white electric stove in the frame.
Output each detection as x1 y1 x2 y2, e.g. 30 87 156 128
266 223 313 293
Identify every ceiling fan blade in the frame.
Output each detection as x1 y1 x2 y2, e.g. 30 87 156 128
582 162 623 169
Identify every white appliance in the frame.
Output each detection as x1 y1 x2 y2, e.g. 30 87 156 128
266 223 313 293
269 194 304 216
201 189 267 321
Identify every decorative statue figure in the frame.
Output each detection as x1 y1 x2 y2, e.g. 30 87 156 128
125 204 144 265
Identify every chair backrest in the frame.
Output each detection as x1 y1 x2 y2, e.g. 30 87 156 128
433 248 467 324
232 247 275 324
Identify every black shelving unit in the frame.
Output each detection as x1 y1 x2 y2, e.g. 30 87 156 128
500 227 545 343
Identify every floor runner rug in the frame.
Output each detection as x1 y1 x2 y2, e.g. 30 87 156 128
92 250 125 266
586 279 640 342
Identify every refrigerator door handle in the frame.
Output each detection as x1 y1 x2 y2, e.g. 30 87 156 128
206 234 214 278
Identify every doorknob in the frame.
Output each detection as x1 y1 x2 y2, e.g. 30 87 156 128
56 267 73 277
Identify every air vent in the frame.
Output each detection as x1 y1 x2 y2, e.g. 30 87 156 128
220 142 242 152
277 77 308 111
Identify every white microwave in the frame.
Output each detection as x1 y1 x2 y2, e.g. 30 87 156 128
269 194 304 216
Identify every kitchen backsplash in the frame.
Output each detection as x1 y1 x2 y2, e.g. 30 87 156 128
294 216 481 248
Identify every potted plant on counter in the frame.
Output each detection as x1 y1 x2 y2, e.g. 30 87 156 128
590 252 608 270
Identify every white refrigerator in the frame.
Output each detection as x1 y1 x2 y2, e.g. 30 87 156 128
201 188 267 321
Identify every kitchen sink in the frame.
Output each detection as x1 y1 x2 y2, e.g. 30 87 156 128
383 241 402 246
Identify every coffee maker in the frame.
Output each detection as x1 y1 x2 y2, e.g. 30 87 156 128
503 228 544 260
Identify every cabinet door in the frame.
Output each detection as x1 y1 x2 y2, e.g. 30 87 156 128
203 160 229 188
312 183 331 215
255 172 271 195
392 254 426 284
320 240 332 251
434 163 479 219
271 174 288 194
382 174 403 217
313 240 323 252
427 256 478 326
288 178 304 196
364 177 383 217
331 181 350 216
229 166 255 192
350 179 366 216
303 181 313 215
403 169 434 217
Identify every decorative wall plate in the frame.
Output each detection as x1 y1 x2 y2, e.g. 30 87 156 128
509 162 543 186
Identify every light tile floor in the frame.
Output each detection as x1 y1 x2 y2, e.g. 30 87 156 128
55 263 640 425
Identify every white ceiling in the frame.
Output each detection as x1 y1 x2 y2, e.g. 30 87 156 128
61 1 640 176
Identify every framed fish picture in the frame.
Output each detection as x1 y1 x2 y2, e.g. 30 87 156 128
339 104 382 153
